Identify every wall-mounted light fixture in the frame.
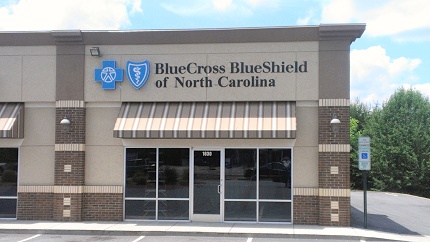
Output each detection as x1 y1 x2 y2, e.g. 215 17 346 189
90 47 101 57
60 114 71 133
330 113 341 133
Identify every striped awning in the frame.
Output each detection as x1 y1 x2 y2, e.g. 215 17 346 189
0 103 24 139
114 102 296 139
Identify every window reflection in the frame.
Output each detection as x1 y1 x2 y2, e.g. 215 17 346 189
259 202 292 222
224 148 292 222
125 148 156 198
259 149 292 200
125 148 190 221
159 148 189 198
225 149 256 199
0 148 18 218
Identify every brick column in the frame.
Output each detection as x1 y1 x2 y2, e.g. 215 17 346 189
54 100 86 221
318 99 350 226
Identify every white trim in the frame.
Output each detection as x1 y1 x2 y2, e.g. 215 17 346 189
56 100 85 108
319 99 350 107
319 144 350 153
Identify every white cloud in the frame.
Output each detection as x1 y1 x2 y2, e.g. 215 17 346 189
160 1 210 17
297 15 311 25
0 0 141 31
244 0 280 8
161 0 280 17
131 0 143 14
321 0 355 23
321 0 430 40
213 0 233 12
350 46 422 104
403 83 430 100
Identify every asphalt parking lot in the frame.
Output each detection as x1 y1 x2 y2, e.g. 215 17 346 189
351 191 430 236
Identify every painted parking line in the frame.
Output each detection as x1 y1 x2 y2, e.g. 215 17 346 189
131 236 145 242
17 234 41 242
246 238 253 242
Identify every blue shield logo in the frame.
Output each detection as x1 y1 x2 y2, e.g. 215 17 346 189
126 61 150 89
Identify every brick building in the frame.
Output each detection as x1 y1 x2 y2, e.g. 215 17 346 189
0 24 365 225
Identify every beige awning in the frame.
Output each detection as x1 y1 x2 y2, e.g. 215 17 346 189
114 102 296 139
0 103 24 139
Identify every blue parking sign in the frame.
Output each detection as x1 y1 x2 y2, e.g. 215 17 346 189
361 152 368 159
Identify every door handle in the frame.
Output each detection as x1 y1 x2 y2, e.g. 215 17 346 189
218 185 221 194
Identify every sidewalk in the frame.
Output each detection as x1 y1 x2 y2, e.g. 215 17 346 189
0 220 429 241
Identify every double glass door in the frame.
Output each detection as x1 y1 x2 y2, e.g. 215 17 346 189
192 149 222 222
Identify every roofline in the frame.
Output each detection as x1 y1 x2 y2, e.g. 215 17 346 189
0 24 365 46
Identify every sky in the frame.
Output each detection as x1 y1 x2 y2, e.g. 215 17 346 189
0 0 429 106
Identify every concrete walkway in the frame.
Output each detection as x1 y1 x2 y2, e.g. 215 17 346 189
0 220 429 241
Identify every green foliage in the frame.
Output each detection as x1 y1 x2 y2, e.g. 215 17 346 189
350 117 363 189
353 88 430 198
350 100 371 190
350 98 371 131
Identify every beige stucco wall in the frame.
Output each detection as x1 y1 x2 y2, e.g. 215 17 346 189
19 104 55 185
0 46 56 102
0 39 320 188
85 104 124 185
84 38 320 185
0 46 56 185
85 103 318 187
84 42 318 102
294 103 319 187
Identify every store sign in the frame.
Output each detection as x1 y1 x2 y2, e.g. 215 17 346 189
94 59 308 90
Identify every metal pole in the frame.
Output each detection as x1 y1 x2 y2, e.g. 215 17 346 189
363 170 368 229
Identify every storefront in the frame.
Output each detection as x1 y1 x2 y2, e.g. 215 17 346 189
0 24 365 225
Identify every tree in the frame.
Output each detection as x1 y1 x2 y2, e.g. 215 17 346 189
350 100 371 190
366 88 430 197
350 98 371 131
350 117 363 189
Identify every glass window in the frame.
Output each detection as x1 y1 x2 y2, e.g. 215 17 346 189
158 200 189 220
125 200 155 220
224 201 256 221
225 149 257 199
158 148 189 198
259 202 291 222
125 148 156 198
258 149 292 200
0 148 18 219
125 148 190 221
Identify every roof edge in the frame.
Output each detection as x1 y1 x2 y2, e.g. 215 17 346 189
0 24 366 46
319 24 366 43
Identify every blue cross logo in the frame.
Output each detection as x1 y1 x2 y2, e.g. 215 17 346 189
95 60 123 90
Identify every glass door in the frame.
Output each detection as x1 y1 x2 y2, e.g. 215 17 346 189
192 149 222 222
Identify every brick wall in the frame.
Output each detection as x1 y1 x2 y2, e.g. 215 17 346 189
55 108 86 144
53 193 83 221
293 195 319 225
53 103 86 221
17 193 53 220
319 197 350 226
317 99 351 227
54 151 85 185
318 106 350 144
319 152 350 189
82 193 123 221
